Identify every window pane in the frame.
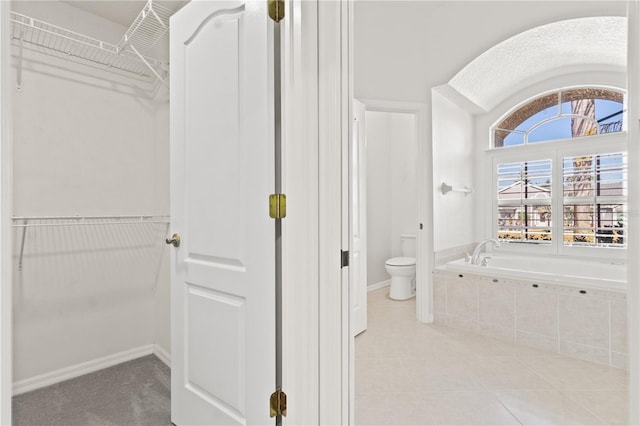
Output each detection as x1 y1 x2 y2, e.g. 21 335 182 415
495 129 525 148
564 204 626 247
497 204 552 244
497 159 552 244
596 204 626 247
498 160 552 201
515 104 559 133
493 88 624 148
563 153 626 198
495 92 558 132
563 156 596 197
596 99 624 135
562 152 627 248
527 118 575 143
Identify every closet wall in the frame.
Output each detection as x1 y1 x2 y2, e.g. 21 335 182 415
10 1 170 390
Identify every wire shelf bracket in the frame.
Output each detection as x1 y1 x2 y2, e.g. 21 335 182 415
115 0 172 87
16 23 24 91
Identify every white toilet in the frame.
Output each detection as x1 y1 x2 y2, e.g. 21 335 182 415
385 234 416 300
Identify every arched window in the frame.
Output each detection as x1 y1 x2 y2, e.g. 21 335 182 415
490 87 627 255
494 88 624 148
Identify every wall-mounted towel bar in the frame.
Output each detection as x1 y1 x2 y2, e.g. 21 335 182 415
441 182 473 196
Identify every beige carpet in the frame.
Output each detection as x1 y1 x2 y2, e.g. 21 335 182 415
13 355 170 426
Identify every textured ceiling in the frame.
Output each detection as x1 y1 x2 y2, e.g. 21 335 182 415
449 17 627 112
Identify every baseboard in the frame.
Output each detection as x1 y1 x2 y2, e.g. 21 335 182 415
13 344 154 396
368 280 390 292
153 344 171 368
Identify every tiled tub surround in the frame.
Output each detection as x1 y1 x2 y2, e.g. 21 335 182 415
444 254 626 290
433 267 627 369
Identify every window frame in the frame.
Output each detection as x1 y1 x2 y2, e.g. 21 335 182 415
487 132 627 259
493 88 625 148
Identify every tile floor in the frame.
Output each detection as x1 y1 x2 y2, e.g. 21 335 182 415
355 288 628 425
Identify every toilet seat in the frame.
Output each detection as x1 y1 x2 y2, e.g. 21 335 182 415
385 256 416 267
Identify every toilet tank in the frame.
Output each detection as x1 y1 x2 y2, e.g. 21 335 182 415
400 234 416 257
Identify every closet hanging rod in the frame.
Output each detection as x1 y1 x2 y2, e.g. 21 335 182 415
12 215 170 272
11 215 170 227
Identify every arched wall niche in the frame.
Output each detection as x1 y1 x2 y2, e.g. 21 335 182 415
448 16 627 112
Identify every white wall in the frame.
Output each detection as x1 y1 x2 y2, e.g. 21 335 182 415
366 110 416 286
1 1 12 423
10 1 170 384
354 1 626 103
390 113 417 256
152 94 171 359
431 87 475 252
354 0 627 259
366 111 391 286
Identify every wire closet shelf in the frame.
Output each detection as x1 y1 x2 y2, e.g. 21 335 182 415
9 0 173 84
11 215 171 272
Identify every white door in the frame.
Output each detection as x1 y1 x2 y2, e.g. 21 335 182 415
351 100 367 336
169 1 275 425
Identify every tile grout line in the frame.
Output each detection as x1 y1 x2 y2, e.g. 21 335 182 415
513 281 518 344
608 298 612 367
491 392 525 426
556 291 561 353
356 283 627 425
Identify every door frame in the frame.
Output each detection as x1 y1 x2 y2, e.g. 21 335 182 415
280 0 321 424
627 1 640 423
316 0 639 424
280 0 353 423
357 99 432 323
350 99 367 337
0 0 11 424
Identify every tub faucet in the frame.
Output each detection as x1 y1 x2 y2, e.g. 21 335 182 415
470 239 501 265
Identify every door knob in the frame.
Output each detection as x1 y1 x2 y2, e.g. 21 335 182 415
166 233 181 247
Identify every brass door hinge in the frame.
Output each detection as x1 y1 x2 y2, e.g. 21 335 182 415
268 0 285 22
269 389 287 417
269 194 286 219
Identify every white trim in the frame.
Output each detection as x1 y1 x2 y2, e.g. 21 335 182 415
488 136 628 260
343 2 354 425
153 344 171 368
367 280 390 292
280 0 320 424
12 345 155 396
491 85 626 148
1 1 11 424
317 1 348 423
357 99 433 324
626 1 639 423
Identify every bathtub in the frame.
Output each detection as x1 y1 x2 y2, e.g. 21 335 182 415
444 254 626 292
